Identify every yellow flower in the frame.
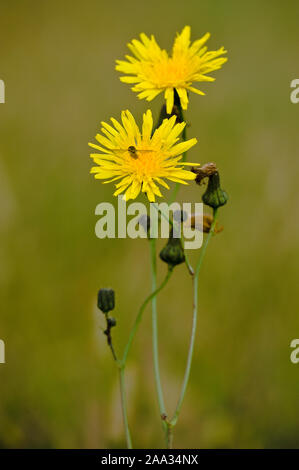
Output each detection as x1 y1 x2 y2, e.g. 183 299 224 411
116 26 227 114
89 109 198 202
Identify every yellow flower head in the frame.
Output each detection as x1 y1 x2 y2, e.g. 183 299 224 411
116 26 227 114
89 110 198 202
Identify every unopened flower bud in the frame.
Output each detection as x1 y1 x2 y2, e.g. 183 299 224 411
159 228 185 267
97 288 115 314
202 172 228 209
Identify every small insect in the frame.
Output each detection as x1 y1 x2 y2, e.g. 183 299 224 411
127 145 138 159
111 146 153 160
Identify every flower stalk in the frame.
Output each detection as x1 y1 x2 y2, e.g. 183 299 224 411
170 209 219 432
150 238 168 441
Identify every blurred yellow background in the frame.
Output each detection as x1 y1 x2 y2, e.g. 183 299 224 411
1 0 299 448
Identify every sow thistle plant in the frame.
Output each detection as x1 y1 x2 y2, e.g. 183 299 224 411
90 26 228 449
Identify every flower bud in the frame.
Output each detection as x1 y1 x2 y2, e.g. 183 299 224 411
97 288 115 314
202 172 228 209
159 228 185 267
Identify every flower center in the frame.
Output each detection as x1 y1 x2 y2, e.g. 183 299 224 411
126 148 162 179
141 56 197 89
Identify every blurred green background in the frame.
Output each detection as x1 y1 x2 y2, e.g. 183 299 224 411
1 0 299 449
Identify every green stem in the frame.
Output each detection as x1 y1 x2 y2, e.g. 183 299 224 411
116 259 173 449
118 366 133 449
121 257 173 367
170 209 219 429
104 322 132 449
150 238 168 437
166 423 174 449
194 209 219 278
183 240 194 277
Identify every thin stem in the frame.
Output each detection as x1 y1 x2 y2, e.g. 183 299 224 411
103 318 132 448
167 424 174 449
194 209 219 278
105 255 173 449
114 265 173 450
118 243 172 449
170 208 219 428
121 257 173 367
119 366 133 449
115 203 173 450
183 240 194 277
150 238 167 423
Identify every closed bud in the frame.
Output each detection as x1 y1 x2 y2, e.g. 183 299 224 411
159 228 185 267
97 288 115 314
202 172 228 209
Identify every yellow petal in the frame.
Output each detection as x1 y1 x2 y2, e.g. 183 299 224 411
165 88 174 115
168 138 197 157
142 109 153 141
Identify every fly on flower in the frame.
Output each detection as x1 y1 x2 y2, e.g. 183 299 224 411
89 109 199 202
112 146 154 160
116 26 227 114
